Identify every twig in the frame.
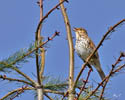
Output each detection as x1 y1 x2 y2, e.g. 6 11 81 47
113 64 125 73
112 52 125 68
0 86 33 100
62 65 92 100
99 52 125 100
44 83 68 88
59 0 74 100
84 52 125 100
9 86 28 100
73 19 125 90
0 63 36 86
36 0 44 99
76 68 92 99
12 67 36 86
44 93 53 100
99 68 114 100
35 0 67 36
35 0 44 84
77 86 101 99
62 92 69 100
0 86 65 100
10 31 60 65
44 89 64 95
0 75 34 87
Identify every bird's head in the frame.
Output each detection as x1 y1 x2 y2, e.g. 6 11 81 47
73 27 88 39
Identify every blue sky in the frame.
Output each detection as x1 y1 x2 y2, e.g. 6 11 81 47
0 0 125 100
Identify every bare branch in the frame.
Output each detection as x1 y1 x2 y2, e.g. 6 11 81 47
113 64 125 73
59 0 74 100
35 0 67 36
1 86 33 100
36 0 44 99
9 31 60 65
75 68 92 99
84 52 125 100
44 89 64 95
44 93 53 100
99 52 125 99
0 63 36 86
0 75 34 87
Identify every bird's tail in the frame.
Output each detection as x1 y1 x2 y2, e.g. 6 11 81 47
94 60 105 80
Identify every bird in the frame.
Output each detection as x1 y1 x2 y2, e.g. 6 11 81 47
73 27 105 80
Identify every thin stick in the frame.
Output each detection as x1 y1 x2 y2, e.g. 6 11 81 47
44 89 64 95
84 52 125 100
99 52 125 100
0 75 34 87
76 68 92 99
36 0 44 99
1 86 33 100
44 93 53 100
9 31 60 65
0 63 36 86
35 0 67 36
59 0 74 100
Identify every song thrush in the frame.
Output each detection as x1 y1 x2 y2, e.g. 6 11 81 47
74 27 105 80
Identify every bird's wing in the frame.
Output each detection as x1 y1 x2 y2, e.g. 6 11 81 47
88 38 99 59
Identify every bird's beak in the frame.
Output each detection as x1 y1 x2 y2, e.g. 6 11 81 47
73 27 77 32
